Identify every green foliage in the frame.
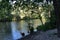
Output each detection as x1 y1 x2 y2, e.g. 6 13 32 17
23 16 30 20
37 9 56 31
37 25 48 31
34 0 43 2
0 1 13 20
37 22 56 31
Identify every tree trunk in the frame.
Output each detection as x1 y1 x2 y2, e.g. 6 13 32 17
53 0 60 37
39 14 43 25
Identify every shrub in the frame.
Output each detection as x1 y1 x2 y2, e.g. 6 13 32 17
37 22 56 31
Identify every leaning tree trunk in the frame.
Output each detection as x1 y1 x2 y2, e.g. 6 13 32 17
53 0 60 37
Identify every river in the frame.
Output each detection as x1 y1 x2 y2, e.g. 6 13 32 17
0 19 42 40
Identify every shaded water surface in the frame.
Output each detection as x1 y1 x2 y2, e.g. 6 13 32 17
0 19 42 40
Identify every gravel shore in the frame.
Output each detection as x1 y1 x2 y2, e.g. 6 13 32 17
0 29 60 40
20 29 60 40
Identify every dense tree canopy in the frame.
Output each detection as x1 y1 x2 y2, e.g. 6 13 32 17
0 0 13 21
0 0 54 22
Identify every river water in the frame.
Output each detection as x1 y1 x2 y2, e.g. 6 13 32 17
0 19 42 40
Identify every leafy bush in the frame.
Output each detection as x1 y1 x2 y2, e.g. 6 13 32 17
37 22 56 31
37 25 47 31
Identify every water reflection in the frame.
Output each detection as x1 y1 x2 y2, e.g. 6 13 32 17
0 19 42 40
19 20 29 36
11 22 22 40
